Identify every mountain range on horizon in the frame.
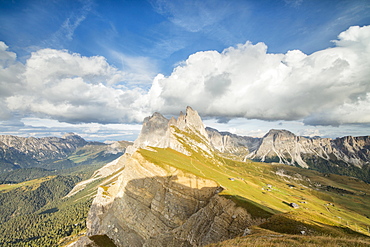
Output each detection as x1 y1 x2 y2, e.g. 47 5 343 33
1 107 369 183
207 126 370 183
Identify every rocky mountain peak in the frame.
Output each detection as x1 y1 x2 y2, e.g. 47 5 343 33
206 127 261 155
132 107 212 156
247 130 320 168
177 106 209 138
62 132 79 138
132 112 170 150
72 108 250 247
62 133 87 146
264 129 296 139
140 112 169 136
247 129 370 178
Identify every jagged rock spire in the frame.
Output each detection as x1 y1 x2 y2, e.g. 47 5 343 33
133 111 170 149
177 106 209 139
132 107 212 156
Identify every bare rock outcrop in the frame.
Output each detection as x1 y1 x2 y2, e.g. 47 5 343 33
206 127 260 156
206 128 370 182
131 106 212 156
332 135 370 168
133 112 171 149
79 151 252 247
71 107 253 247
0 133 86 159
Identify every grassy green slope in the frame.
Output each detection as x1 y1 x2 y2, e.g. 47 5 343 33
139 138 370 245
139 126 370 239
208 226 370 247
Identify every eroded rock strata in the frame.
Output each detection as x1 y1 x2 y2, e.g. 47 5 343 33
83 152 251 247
72 107 252 247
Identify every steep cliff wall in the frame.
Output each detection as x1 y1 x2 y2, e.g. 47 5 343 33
332 135 370 167
244 129 370 182
71 107 253 247
77 151 251 247
206 127 260 155
246 129 327 168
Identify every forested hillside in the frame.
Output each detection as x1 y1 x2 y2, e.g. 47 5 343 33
0 139 130 246
0 175 101 246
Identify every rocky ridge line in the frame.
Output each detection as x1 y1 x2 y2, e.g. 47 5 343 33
129 106 213 156
71 107 253 247
246 129 370 169
0 133 87 172
206 127 261 155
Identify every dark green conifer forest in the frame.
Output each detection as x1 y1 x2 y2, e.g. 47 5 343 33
0 144 121 246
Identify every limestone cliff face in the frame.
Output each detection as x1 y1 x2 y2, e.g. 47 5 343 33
206 127 261 156
246 129 370 169
332 135 370 168
133 112 171 149
71 107 253 247
79 151 251 247
206 128 370 171
0 133 86 159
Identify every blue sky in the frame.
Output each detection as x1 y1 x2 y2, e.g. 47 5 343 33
0 0 370 141
2 0 369 75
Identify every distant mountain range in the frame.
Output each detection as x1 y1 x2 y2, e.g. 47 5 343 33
0 133 86 172
207 128 370 182
0 133 131 175
2 126 368 180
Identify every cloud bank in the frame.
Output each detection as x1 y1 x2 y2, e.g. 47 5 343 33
0 25 369 127
0 44 148 123
149 25 370 126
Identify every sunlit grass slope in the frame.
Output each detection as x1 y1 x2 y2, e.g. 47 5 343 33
208 226 370 247
139 144 370 243
0 175 55 192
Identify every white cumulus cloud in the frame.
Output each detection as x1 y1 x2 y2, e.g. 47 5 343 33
1 25 370 129
149 25 370 126
0 46 149 124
